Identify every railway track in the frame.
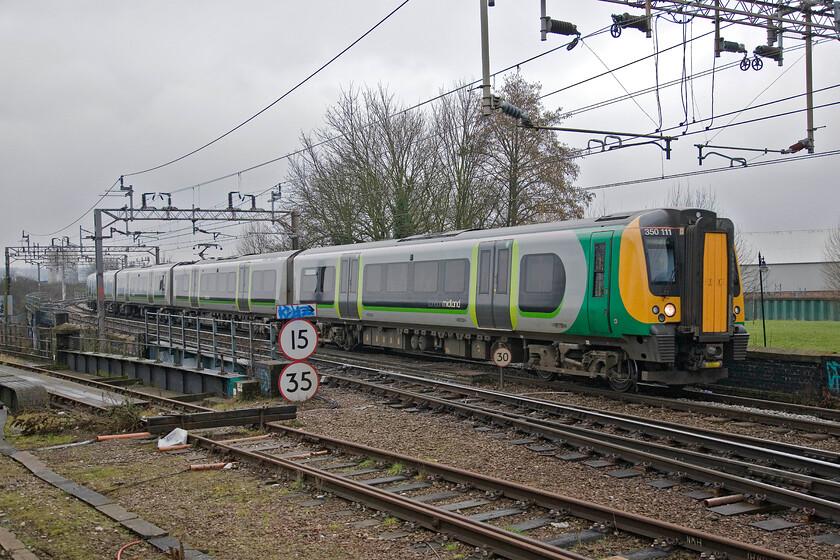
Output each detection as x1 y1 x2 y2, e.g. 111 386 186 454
180 422 799 560
311 356 840 524
3 352 825 558
315 347 840 436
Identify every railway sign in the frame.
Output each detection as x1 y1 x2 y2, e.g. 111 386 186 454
278 319 318 361
278 362 320 402
492 343 513 368
276 304 316 320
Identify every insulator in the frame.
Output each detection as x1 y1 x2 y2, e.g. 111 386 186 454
718 37 746 54
499 102 532 126
754 45 782 62
784 138 811 154
547 19 579 36
611 12 649 33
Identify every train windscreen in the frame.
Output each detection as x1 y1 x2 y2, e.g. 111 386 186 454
642 230 678 296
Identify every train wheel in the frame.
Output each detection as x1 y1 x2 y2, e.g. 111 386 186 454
534 368 556 381
607 359 638 392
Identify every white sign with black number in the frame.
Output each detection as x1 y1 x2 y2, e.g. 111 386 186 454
278 362 320 402
492 344 513 368
278 319 318 361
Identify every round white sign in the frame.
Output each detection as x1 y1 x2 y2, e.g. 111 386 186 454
278 362 320 402
492 344 513 368
278 319 319 361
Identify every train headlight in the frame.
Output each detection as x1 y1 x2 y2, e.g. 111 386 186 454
651 305 660 315
734 305 741 315
663 303 676 317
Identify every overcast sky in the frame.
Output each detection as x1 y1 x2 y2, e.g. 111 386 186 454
2 1 838 270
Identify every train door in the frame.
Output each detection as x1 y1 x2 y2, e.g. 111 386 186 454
237 263 251 312
189 268 199 309
474 240 513 330
338 254 360 320
588 232 613 334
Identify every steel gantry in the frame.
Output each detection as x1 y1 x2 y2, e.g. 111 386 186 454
92 203 300 340
597 1 840 39
597 0 839 153
2 242 160 327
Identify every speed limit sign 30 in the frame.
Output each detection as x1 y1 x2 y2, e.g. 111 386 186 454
278 319 319 361
492 343 513 368
278 362 320 402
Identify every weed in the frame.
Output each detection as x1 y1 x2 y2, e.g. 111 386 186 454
100 401 145 433
388 462 404 475
358 458 376 468
327 523 341 531
382 517 399 526
506 526 524 534
9 411 77 437
444 543 459 551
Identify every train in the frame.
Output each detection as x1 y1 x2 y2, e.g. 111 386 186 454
87 207 749 391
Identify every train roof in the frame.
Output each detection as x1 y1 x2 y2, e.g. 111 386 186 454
298 207 712 255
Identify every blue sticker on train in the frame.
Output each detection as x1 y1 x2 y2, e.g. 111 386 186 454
276 304 316 320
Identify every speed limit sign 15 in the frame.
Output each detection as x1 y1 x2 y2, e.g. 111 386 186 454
278 319 319 361
278 362 320 402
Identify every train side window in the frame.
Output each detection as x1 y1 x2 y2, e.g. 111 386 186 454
478 250 492 294
385 263 408 293
444 259 467 293
413 261 438 293
349 260 359 292
318 266 336 304
519 253 566 313
496 249 510 295
253 270 275 299
364 264 382 293
321 266 335 292
301 268 318 295
593 243 606 298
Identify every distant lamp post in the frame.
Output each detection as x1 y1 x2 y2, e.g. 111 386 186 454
758 252 769 347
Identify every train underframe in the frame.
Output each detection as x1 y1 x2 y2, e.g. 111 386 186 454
320 321 743 392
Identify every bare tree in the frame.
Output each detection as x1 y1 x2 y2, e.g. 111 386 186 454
664 182 719 211
236 222 291 255
289 85 438 245
824 224 840 292
429 85 495 230
485 74 588 227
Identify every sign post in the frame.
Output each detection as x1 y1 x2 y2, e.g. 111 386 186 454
492 343 512 389
278 319 318 362
278 362 320 402
277 318 320 403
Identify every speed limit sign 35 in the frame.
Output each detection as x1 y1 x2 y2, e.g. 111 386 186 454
279 362 320 402
278 319 319 361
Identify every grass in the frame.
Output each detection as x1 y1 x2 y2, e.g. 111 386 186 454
744 320 840 353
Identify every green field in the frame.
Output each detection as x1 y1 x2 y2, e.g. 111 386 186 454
744 320 840 353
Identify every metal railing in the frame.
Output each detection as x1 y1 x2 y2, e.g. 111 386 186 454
4 308 283 374
142 311 279 373
0 323 53 360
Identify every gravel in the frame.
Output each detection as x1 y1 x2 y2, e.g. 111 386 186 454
4 377 840 559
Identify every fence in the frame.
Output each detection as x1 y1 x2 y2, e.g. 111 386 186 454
2 311 284 374
0 323 53 360
744 297 840 321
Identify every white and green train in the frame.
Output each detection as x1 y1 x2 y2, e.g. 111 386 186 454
88 207 749 391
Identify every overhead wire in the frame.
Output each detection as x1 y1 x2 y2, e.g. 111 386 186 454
581 149 840 191
122 0 413 178
71 8 831 255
